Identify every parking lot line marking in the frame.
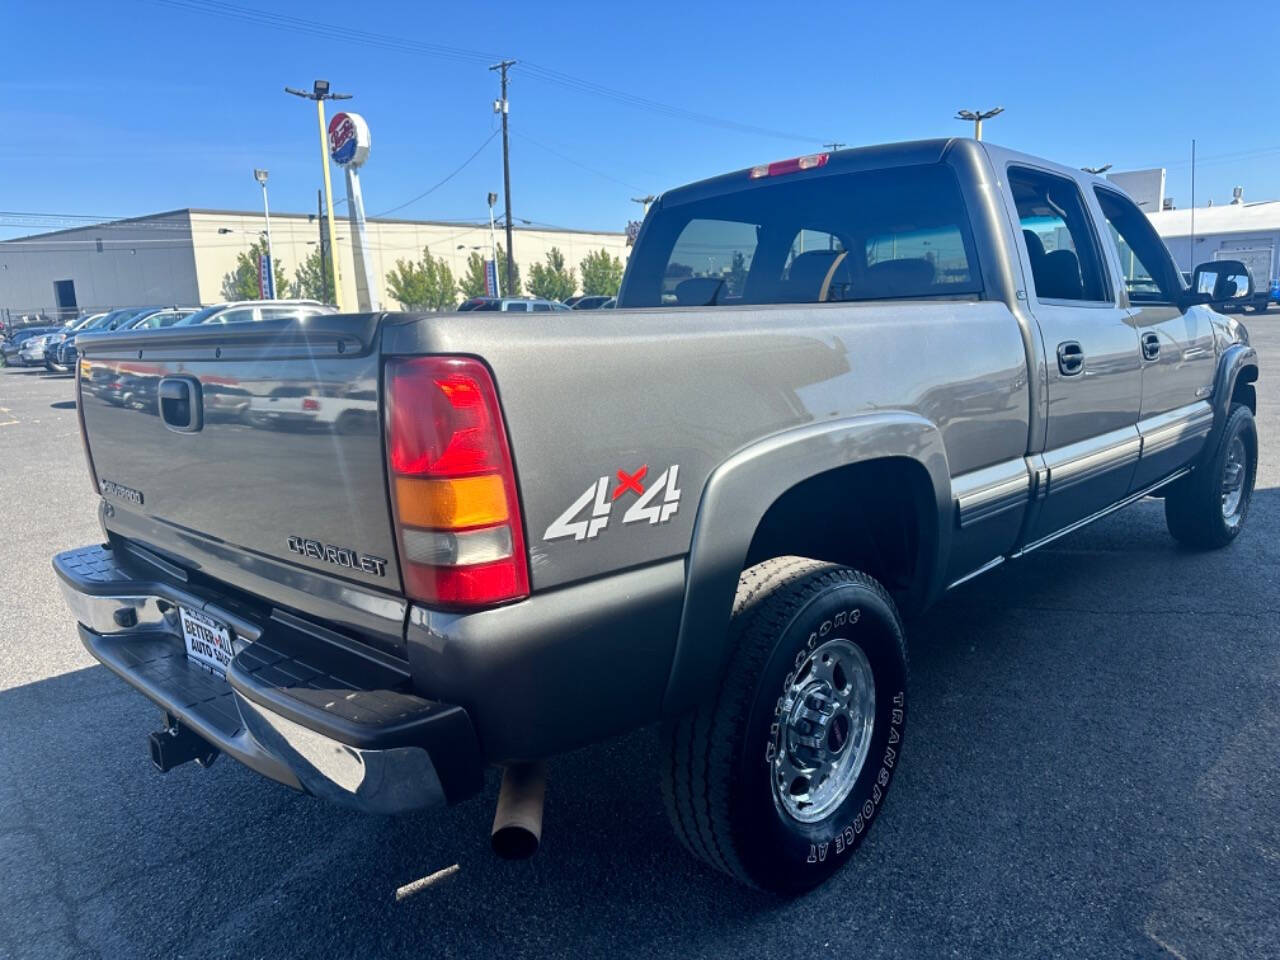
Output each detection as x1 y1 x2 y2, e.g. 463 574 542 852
394 863 460 901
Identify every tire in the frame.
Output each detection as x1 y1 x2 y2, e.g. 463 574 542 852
1244 300 1270 315
1165 402 1258 549
661 557 908 893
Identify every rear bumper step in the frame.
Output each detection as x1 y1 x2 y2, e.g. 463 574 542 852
55 544 484 813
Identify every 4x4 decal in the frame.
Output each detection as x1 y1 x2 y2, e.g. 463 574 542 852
544 464 681 542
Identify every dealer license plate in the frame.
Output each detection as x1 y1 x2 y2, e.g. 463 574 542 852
180 606 235 677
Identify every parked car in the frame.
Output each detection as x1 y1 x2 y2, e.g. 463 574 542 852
42 313 108 372
173 300 336 326
1 325 61 366
58 139 1259 896
55 307 159 369
570 295 615 310
456 296 571 312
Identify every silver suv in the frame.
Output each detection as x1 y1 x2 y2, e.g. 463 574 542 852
174 300 337 325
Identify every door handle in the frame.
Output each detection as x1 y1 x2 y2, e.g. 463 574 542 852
1056 340 1084 376
1141 331 1160 361
158 376 202 433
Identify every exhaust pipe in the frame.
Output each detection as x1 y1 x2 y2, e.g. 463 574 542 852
149 718 218 772
490 762 546 859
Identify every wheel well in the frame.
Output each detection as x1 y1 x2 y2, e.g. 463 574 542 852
744 458 937 609
1232 366 1257 413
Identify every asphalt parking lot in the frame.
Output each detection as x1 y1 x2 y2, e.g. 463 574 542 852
2 334 1278 960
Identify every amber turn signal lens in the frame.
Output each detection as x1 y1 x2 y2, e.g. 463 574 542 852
394 474 509 530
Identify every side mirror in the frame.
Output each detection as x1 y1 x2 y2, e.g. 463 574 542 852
1189 259 1253 306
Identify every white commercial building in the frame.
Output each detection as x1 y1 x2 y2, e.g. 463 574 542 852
0 209 629 318
1146 199 1280 295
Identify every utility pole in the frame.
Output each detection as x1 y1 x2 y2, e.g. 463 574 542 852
630 195 656 214
1190 138 1197 267
955 106 1003 140
253 169 273 298
490 59 517 296
286 80 352 309
822 142 845 153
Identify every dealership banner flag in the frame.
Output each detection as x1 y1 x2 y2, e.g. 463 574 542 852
259 254 275 299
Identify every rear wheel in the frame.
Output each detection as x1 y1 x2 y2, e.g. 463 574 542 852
662 557 907 893
1165 403 1257 548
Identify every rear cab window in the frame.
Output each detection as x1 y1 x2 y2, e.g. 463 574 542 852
618 162 983 308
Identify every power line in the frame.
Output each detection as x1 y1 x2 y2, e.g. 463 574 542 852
370 129 500 218
514 132 648 193
144 0 827 144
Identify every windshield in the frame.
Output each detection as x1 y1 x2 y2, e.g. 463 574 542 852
619 163 982 308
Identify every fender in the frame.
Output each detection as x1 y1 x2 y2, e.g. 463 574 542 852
1201 343 1258 465
661 411 952 716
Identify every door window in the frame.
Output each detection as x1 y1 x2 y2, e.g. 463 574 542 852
1094 188 1182 303
1009 167 1110 303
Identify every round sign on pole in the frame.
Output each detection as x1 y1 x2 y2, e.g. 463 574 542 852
327 112 370 168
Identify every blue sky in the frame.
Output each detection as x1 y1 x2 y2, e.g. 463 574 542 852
4 0 1279 239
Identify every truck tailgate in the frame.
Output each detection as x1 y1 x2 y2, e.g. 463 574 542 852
77 315 402 595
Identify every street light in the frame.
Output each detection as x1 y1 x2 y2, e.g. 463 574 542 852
253 168 274 298
487 191 501 296
1082 163 1113 175
955 106 1003 141
285 80 353 309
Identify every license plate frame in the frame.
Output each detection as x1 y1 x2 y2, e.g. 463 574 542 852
179 606 236 677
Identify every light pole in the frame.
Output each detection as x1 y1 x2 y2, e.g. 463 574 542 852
1082 164 1112 175
487 191 501 296
253 168 274 298
630 195 656 214
955 106 1003 141
285 80 351 309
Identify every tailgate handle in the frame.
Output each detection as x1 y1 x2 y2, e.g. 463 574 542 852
159 377 203 433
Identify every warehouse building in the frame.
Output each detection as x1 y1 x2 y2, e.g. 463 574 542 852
1146 196 1280 296
0 209 629 318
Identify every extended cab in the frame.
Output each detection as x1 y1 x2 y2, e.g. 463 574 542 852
57 139 1259 893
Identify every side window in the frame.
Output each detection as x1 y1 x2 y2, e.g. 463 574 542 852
504 302 530 312
1094 188 1181 303
209 308 256 325
1009 167 1110 303
531 302 552 312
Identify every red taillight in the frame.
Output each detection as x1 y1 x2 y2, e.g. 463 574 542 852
385 356 529 608
302 397 320 411
749 152 830 179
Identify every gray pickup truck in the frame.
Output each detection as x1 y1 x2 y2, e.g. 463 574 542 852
58 138 1259 894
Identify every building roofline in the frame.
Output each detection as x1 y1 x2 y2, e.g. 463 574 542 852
3 208 626 245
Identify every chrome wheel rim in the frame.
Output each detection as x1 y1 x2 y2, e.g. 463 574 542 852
1221 435 1248 523
771 638 875 824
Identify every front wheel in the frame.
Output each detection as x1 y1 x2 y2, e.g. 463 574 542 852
662 558 908 893
1165 402 1258 548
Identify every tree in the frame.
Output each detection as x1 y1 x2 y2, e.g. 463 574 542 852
579 248 625 296
290 245 335 303
496 244 520 297
526 247 576 302
460 252 488 298
460 245 520 299
385 246 457 311
725 250 749 297
221 239 287 301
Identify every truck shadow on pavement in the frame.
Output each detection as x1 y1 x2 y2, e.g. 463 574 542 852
2 490 1278 959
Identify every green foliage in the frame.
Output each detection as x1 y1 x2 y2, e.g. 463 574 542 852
460 252 488 298
290 244 335 303
525 247 576 302
221 239 287 301
385 246 458 311
579 248 625 296
460 245 521 299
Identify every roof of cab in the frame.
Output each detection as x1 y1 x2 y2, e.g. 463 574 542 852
657 138 961 210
